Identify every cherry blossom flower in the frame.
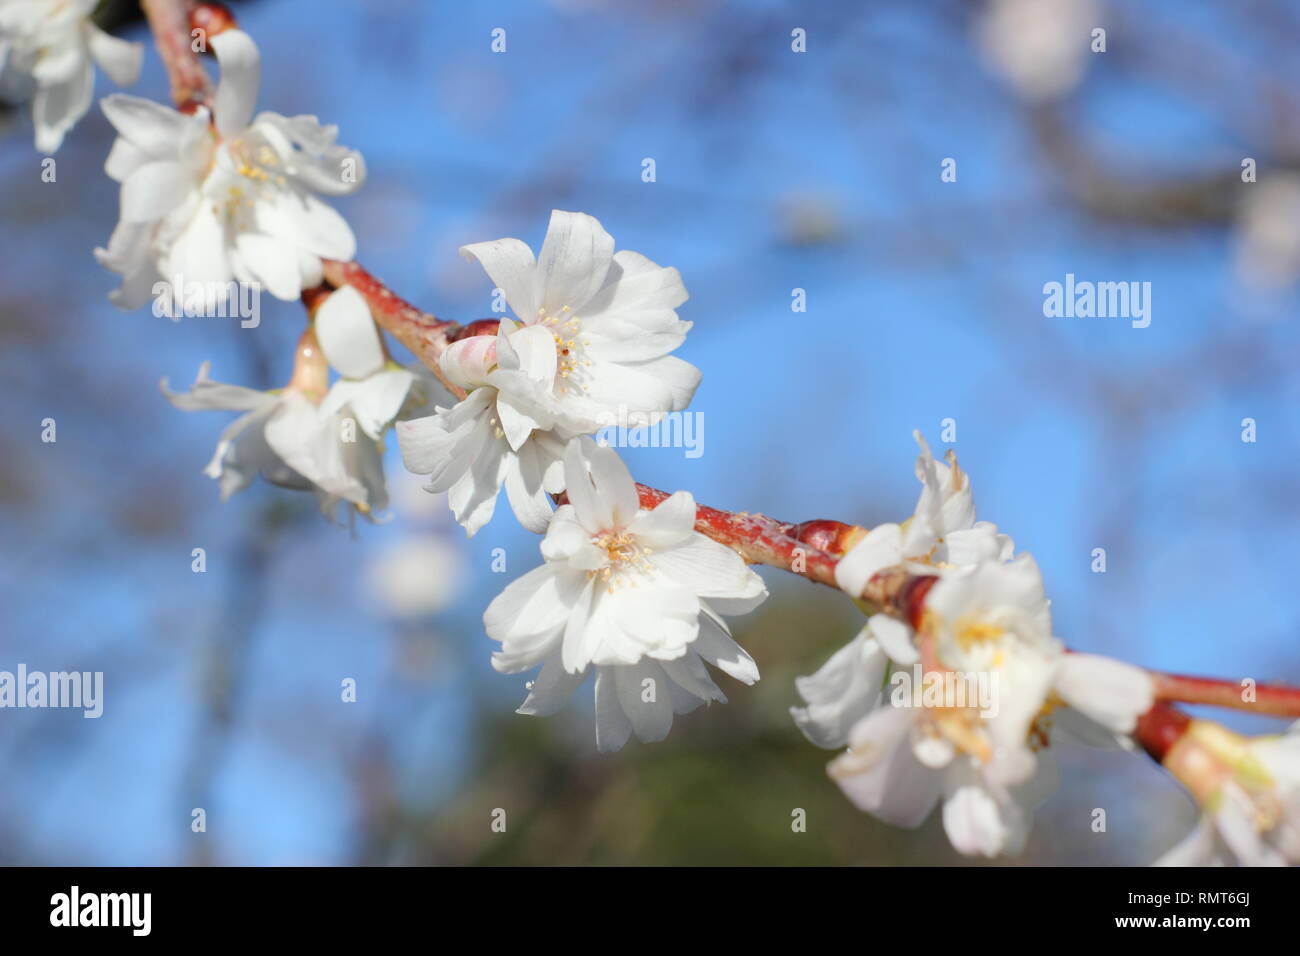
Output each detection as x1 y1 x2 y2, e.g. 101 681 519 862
162 337 390 522
399 211 704 536
833 431 1008 602
397 317 579 536
0 0 141 153
96 28 364 311
795 432 1011 745
484 439 767 751
457 209 701 429
1155 721 1300 867
794 433 1153 855
807 555 1153 857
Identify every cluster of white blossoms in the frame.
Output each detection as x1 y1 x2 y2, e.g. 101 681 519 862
97 28 365 310
163 286 434 522
393 212 769 748
398 209 700 535
33 22 405 522
0 0 142 153
794 434 1155 857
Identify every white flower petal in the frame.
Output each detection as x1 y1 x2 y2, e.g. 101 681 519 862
834 523 902 598
535 210 615 316
581 249 688 317
104 135 149 182
234 232 301 301
101 93 192 155
460 237 538 320
829 704 940 827
1054 653 1154 735
942 772 1015 858
485 565 576 670
626 490 697 549
160 361 273 412
315 285 384 378
869 613 918 666
616 661 674 743
120 159 191 222
594 667 633 752
503 438 555 533
86 25 142 87
211 29 260 139
649 534 766 613
516 655 586 717
32 57 91 153
694 609 760 684
791 626 887 749
563 439 639 533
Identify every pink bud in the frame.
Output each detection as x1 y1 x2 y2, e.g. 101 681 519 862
440 335 498 390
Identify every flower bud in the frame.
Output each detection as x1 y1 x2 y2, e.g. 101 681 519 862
287 327 329 401
440 334 498 391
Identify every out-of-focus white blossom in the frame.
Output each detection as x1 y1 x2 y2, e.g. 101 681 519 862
484 439 766 751
97 29 365 311
1156 721 1300 867
367 535 464 618
797 432 1011 745
0 0 141 152
976 0 1097 102
1234 174 1300 295
822 556 1152 857
795 433 1152 856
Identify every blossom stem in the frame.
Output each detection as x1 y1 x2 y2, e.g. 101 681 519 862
141 0 215 110
632 485 847 587
1150 670 1300 719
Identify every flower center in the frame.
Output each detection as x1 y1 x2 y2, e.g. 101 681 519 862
589 529 652 591
537 306 591 393
955 618 1005 651
210 136 287 227
229 136 285 185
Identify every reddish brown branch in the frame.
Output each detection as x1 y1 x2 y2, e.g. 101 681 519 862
320 259 465 400
633 485 848 587
1151 670 1300 719
267 254 1300 727
141 0 214 110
